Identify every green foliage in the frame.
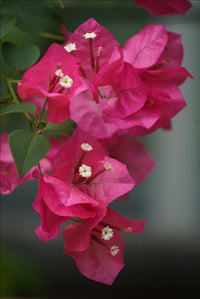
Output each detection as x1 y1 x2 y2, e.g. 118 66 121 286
2 42 40 71
45 119 77 136
0 18 16 39
2 1 61 33
0 103 37 116
9 129 51 178
1 247 47 297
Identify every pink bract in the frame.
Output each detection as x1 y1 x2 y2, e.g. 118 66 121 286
63 206 146 285
101 133 156 186
123 24 192 135
33 129 135 241
53 128 135 205
65 18 120 81
17 43 87 123
133 0 192 16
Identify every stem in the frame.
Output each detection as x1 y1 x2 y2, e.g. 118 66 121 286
37 97 48 127
58 0 64 8
39 32 65 41
89 39 95 76
9 79 22 83
0 68 33 123
37 163 43 177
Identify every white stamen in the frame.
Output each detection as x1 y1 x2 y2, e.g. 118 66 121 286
55 69 64 78
110 245 120 256
83 32 97 39
104 162 112 170
81 143 93 152
101 226 114 241
64 43 77 53
79 164 92 178
59 75 73 88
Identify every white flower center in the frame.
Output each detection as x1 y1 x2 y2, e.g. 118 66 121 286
104 162 112 170
79 164 92 178
110 245 120 256
64 43 77 53
55 69 64 78
83 32 97 39
101 226 113 241
81 143 93 152
59 75 73 88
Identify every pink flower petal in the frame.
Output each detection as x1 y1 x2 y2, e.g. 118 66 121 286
133 0 192 16
123 24 168 68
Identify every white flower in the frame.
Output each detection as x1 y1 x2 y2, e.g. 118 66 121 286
59 75 73 88
64 43 76 53
110 245 120 256
104 162 112 170
81 143 93 152
101 226 114 241
79 164 92 178
83 32 97 39
55 69 64 78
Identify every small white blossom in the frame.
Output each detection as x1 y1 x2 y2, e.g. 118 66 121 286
64 43 77 53
101 226 114 241
104 162 112 170
83 32 97 39
59 75 73 88
110 245 120 256
55 69 64 78
79 164 92 178
81 143 93 152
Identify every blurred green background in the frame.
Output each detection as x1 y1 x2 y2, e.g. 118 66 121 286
1 0 200 298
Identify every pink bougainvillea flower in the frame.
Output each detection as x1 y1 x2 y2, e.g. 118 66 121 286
33 128 135 241
64 18 121 81
70 47 156 138
17 43 87 123
101 132 156 186
123 24 192 135
133 0 192 16
63 206 146 285
0 134 64 195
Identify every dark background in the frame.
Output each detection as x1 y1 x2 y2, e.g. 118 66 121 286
1 1 200 298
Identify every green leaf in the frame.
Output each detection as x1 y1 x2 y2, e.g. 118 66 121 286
0 77 10 100
0 103 36 116
2 1 60 33
2 42 40 71
0 18 16 39
9 129 51 178
45 119 76 136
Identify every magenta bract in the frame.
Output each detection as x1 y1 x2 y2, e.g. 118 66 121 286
33 129 135 241
18 43 87 123
63 207 146 285
133 0 192 16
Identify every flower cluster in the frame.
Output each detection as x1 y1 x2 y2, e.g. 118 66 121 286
1 17 191 284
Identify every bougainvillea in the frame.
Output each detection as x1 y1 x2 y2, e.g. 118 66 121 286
133 0 192 16
1 11 192 285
